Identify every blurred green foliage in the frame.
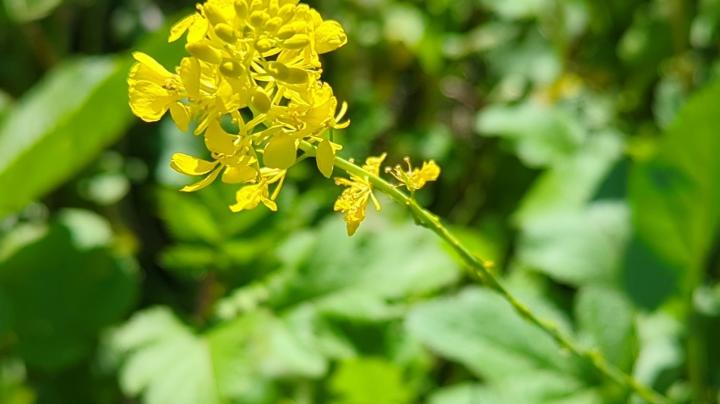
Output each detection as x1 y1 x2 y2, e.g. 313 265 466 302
1 0 720 403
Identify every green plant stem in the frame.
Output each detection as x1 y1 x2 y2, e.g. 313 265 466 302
299 141 671 404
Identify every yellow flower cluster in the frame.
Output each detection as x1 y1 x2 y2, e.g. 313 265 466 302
128 0 442 236
128 0 348 212
334 155 440 235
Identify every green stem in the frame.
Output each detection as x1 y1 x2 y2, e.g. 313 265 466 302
300 141 671 404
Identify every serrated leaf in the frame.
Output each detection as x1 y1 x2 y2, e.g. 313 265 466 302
517 201 630 286
575 286 636 370
407 287 604 404
476 101 585 167
406 287 574 382
515 131 623 225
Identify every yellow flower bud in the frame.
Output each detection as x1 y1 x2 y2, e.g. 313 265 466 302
233 0 248 20
250 88 271 113
249 10 268 27
219 60 245 77
203 4 225 26
214 23 236 43
283 34 310 49
185 42 222 64
254 38 275 53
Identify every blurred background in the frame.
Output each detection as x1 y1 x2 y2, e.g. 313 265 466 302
1 0 720 403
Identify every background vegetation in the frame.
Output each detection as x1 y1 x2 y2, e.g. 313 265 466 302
1 0 720 403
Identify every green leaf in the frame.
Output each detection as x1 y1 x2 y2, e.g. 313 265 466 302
476 101 585 167
0 57 124 218
517 201 630 286
330 358 412 404
515 131 623 226
269 217 460 320
0 27 185 219
3 0 63 22
407 287 606 403
406 287 574 381
0 209 138 370
575 286 636 370
108 307 321 404
628 80 720 297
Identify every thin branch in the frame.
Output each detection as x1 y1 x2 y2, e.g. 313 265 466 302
299 141 671 404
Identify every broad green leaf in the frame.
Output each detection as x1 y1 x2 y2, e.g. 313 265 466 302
517 201 630 286
407 288 605 404
0 209 137 370
330 358 412 404
0 28 184 219
0 57 124 219
406 287 574 382
268 217 460 319
628 80 720 297
3 0 63 22
476 101 585 167
515 131 623 225
575 286 636 370
108 307 321 404
428 380 602 404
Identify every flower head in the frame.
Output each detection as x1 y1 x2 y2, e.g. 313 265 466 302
333 154 386 236
128 0 349 213
387 157 441 192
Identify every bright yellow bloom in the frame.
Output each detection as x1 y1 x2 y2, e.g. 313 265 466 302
129 0 350 214
333 154 386 236
128 52 185 124
387 157 441 192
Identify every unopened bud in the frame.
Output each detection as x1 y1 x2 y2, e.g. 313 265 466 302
186 42 222 64
203 4 225 26
219 60 245 77
283 34 310 49
214 23 236 43
250 89 271 113
255 38 275 53
234 0 248 20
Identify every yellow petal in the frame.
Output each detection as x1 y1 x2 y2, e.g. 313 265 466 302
168 14 197 43
222 165 257 184
169 103 191 132
264 134 297 169
170 153 218 175
346 220 360 236
261 198 278 212
132 52 173 78
128 79 172 122
315 20 347 54
419 161 441 181
229 184 266 212
363 153 387 175
205 120 236 155
316 139 335 178
187 17 209 43
178 57 201 99
180 166 222 192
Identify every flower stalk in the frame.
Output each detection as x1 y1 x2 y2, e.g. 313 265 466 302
299 141 671 404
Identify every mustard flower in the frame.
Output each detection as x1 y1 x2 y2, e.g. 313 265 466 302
387 157 441 192
333 154 386 236
128 0 349 213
